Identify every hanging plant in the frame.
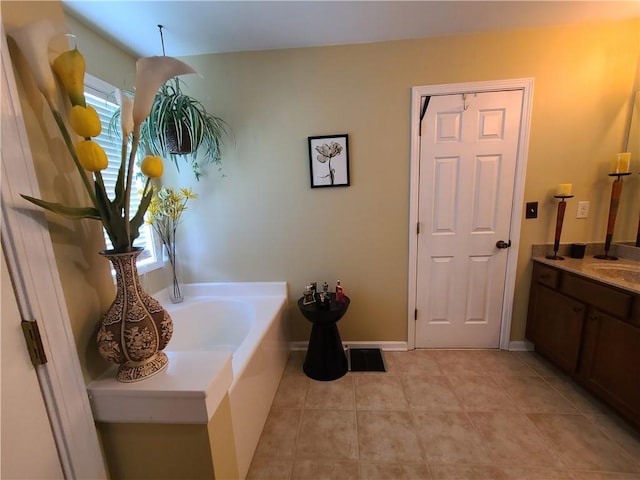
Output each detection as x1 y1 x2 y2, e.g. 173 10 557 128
142 78 229 180
112 78 229 180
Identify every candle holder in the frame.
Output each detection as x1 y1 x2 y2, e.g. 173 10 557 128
547 195 573 260
594 172 631 260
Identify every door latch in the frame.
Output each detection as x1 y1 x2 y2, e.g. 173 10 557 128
21 320 47 366
496 240 511 249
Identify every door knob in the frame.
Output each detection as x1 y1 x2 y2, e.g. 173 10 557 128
496 240 511 249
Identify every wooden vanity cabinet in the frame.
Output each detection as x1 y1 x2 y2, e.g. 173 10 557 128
526 262 640 428
580 308 640 426
525 283 586 373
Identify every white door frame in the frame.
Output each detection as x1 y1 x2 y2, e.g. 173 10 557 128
408 78 534 351
1 28 107 479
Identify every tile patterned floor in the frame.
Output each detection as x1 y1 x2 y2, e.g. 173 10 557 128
248 350 640 479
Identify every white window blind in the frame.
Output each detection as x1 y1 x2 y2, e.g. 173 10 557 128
84 74 160 271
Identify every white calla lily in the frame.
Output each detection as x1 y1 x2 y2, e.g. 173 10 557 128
116 88 134 137
132 56 196 128
8 19 68 104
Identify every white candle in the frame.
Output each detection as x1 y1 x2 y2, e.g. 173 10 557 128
557 183 572 196
611 152 631 174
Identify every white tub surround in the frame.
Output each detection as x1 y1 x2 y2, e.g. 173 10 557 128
87 282 289 480
87 351 233 424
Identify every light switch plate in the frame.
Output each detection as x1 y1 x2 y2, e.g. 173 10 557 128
577 201 589 219
525 202 538 219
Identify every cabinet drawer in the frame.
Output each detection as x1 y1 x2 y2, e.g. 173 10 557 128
561 273 632 319
533 263 559 289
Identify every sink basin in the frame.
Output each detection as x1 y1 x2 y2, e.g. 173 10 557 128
588 264 640 284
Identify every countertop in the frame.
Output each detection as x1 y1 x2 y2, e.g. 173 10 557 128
533 256 640 294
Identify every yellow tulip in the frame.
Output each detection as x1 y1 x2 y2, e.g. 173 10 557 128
69 105 101 138
52 48 86 107
141 155 164 178
76 140 108 172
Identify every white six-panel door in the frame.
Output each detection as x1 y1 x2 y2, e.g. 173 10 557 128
415 89 524 348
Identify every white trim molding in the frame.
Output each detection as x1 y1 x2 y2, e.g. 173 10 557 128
508 340 535 352
1 29 107 479
407 78 534 351
290 341 408 352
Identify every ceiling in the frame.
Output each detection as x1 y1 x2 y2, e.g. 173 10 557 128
62 1 640 58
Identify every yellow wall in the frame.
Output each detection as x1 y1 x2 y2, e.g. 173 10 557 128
163 18 639 343
96 393 239 479
4 0 639 370
64 13 136 90
2 1 119 381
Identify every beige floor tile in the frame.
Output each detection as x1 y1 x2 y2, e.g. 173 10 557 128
495 375 578 413
586 413 640 465
355 374 409 410
291 459 359 479
254 408 302 458
468 350 539 377
305 374 355 410
357 410 424 463
430 464 509 479
247 457 293 480
576 472 640 479
385 350 442 375
284 350 306 376
272 375 310 409
359 461 432 479
431 349 493 376
295 409 358 460
251 350 640 479
514 351 566 377
412 411 491 465
401 375 463 411
528 413 640 473
543 375 611 415
469 412 564 467
432 464 578 479
500 467 580 479
448 375 519 412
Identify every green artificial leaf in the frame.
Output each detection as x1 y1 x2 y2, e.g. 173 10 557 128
21 194 101 220
129 188 153 243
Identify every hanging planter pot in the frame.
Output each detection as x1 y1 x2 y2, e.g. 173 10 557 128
165 121 193 155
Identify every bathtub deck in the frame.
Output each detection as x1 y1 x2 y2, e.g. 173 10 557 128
87 350 234 423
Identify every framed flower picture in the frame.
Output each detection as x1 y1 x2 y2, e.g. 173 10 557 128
308 134 350 188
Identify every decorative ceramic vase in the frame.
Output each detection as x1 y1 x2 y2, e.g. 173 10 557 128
164 241 184 304
96 248 173 382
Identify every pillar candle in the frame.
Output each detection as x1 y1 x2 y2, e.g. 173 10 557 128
611 152 631 174
557 183 572 196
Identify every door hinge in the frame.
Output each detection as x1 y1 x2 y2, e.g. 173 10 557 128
414 309 418 321
21 320 47 366
417 222 421 235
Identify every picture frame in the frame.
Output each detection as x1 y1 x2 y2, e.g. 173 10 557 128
308 134 350 188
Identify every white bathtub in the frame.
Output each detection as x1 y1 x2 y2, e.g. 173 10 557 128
163 282 290 479
87 282 289 480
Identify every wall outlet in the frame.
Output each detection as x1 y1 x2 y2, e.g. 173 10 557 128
577 201 590 219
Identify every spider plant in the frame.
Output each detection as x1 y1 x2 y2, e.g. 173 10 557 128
112 78 229 180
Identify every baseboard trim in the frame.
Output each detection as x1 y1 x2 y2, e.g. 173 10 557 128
291 340 532 351
508 340 534 351
290 341 408 352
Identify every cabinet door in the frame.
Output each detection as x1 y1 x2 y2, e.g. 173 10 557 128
580 310 640 426
528 285 586 373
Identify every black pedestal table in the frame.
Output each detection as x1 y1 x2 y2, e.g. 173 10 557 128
297 293 350 381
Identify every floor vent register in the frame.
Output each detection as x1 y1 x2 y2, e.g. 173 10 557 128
347 347 386 372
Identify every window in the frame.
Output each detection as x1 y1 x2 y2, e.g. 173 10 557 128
84 74 161 273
